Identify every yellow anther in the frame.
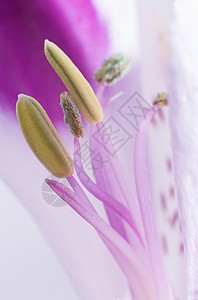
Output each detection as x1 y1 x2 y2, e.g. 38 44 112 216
44 40 103 124
16 94 74 178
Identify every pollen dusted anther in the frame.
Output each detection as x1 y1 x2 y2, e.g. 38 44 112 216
60 91 84 139
153 92 168 106
94 54 131 85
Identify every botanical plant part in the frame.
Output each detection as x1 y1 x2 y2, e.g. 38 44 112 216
16 38 173 299
44 39 103 124
153 92 168 105
60 91 84 139
16 94 74 178
94 54 131 85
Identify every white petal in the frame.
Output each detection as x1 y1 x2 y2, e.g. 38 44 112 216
169 1 198 299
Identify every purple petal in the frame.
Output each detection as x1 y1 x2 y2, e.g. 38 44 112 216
46 177 157 300
134 104 170 300
0 0 109 121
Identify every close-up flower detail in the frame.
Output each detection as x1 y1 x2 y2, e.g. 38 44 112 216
153 92 168 105
16 94 74 178
60 91 84 139
44 39 104 124
94 53 131 85
16 40 174 300
1 1 197 300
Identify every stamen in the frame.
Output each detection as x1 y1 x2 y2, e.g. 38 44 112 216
60 92 84 139
16 94 74 178
94 54 131 85
44 39 103 124
153 92 168 105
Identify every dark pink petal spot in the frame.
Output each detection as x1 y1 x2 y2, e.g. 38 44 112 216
169 185 175 199
160 193 167 213
169 211 179 228
179 242 184 254
158 107 165 122
166 157 172 173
